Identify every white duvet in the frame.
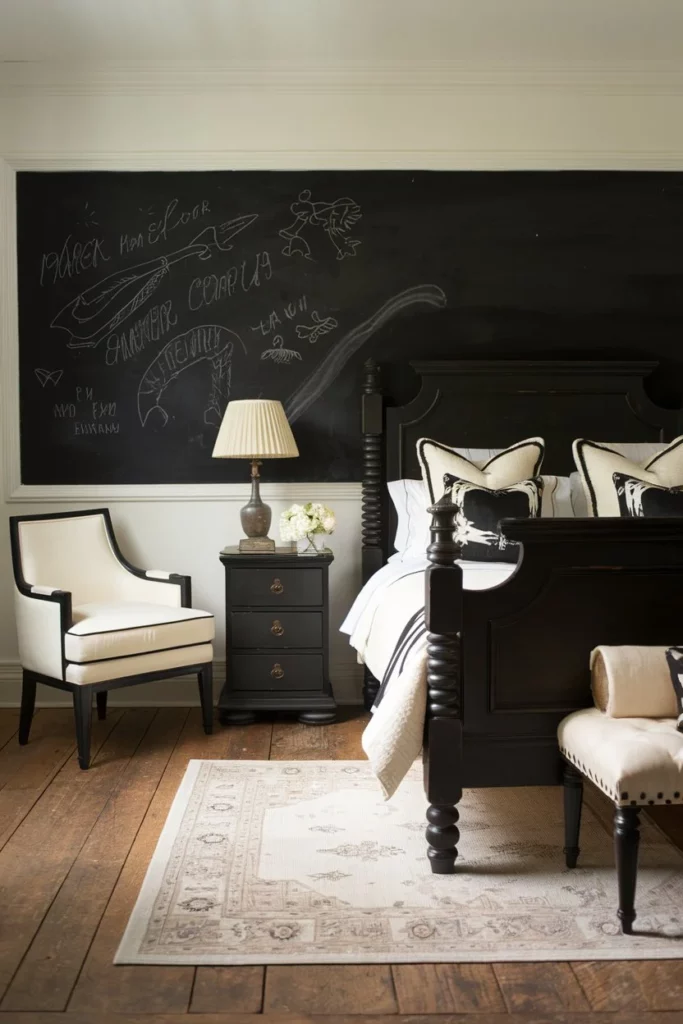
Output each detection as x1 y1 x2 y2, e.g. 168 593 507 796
340 557 515 798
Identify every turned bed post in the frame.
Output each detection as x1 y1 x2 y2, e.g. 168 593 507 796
424 495 463 873
361 358 384 710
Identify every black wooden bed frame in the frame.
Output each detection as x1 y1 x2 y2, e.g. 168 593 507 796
360 358 683 873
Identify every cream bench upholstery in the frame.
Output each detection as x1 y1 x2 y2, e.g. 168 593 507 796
558 707 683 933
10 509 215 770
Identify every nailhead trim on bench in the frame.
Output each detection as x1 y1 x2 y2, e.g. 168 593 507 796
559 746 683 807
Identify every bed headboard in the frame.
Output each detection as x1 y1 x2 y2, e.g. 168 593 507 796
361 359 682 581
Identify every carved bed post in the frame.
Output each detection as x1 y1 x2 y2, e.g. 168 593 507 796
424 495 463 873
361 358 384 710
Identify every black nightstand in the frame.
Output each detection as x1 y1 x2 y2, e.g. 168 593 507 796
217 547 337 726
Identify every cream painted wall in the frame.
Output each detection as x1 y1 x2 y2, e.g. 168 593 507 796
2 65 683 705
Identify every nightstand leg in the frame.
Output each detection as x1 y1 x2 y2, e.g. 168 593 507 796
219 709 258 726
298 709 337 725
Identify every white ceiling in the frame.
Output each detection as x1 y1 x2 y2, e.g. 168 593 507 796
0 0 682 64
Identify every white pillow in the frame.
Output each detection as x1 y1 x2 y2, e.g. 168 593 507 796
573 436 683 516
417 437 545 504
540 476 574 518
387 478 431 563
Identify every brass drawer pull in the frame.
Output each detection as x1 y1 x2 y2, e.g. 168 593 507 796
271 663 285 679
270 619 284 637
270 577 284 595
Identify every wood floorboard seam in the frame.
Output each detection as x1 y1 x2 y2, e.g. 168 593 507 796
63 707 192 1011
0 710 19 755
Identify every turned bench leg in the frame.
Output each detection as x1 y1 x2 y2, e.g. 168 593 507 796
615 806 640 934
563 762 584 868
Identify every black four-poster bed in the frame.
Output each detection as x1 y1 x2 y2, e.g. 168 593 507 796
359 358 683 872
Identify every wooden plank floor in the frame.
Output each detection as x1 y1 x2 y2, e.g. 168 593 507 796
0 707 682 1024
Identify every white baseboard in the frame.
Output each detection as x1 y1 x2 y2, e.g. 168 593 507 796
0 659 363 708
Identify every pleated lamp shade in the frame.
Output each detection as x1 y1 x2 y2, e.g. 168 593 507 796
212 399 299 459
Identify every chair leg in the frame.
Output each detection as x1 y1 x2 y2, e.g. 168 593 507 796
19 670 37 745
198 663 213 735
615 806 640 934
563 762 584 868
96 691 108 721
73 687 92 770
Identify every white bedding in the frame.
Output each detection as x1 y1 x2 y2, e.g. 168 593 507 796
340 557 516 799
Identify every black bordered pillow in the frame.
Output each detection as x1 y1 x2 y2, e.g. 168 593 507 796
572 436 683 517
444 474 544 563
664 648 683 732
417 437 545 504
613 473 683 517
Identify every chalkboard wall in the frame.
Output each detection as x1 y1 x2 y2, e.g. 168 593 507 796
16 171 683 484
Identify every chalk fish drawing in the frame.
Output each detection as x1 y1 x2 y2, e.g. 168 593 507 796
295 311 339 344
279 190 362 261
34 368 64 387
260 336 302 365
137 324 246 429
285 285 447 423
51 214 258 349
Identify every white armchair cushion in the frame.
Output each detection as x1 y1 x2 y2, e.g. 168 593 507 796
65 603 214 663
65 642 214 685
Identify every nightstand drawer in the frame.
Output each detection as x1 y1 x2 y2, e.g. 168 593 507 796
231 653 323 691
230 567 322 607
232 611 322 649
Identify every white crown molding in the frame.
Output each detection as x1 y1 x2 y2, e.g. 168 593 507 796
2 59 683 97
6 482 362 504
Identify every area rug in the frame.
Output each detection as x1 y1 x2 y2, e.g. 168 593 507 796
116 759 683 965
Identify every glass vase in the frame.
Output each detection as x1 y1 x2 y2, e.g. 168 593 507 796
296 533 326 554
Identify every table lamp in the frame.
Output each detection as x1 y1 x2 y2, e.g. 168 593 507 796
212 399 299 552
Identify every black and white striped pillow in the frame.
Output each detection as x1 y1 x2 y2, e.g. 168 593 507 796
613 473 683 517
665 648 683 732
444 475 544 564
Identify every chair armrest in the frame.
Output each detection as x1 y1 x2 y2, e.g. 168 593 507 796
143 571 192 607
13 586 72 680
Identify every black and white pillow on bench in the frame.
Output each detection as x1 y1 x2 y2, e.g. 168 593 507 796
444 474 544 563
665 648 683 733
613 472 683 517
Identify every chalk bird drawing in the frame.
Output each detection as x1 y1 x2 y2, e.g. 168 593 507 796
137 324 246 429
295 311 339 344
34 368 64 388
279 190 362 261
260 336 302 365
284 284 447 423
51 214 258 349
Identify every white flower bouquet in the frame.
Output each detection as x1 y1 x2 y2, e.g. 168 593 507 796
280 502 336 552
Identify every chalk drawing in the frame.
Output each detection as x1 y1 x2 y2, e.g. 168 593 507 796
279 190 362 261
295 311 339 344
34 368 64 388
260 336 302 365
285 285 447 423
51 214 258 349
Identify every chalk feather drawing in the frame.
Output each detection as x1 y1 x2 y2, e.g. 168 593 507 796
295 311 338 344
51 214 258 349
260 336 302 364
34 368 64 387
137 324 246 429
279 190 362 261
285 285 447 423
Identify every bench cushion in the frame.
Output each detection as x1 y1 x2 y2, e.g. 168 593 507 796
65 602 214 663
558 708 683 807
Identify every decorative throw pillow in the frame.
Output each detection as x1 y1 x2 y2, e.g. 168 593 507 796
664 648 683 732
572 435 683 517
613 473 683 517
444 474 544 563
417 437 545 504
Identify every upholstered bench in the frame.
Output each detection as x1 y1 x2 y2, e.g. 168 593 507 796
558 708 683 933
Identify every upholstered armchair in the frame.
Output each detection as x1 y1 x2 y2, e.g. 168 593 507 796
10 508 215 769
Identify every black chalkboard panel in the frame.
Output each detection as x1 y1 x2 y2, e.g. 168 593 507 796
16 170 683 484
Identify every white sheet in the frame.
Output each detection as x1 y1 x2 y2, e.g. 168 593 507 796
340 557 515 683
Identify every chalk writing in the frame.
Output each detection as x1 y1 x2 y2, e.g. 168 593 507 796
53 403 76 418
40 235 110 287
104 301 177 366
74 422 120 436
34 368 64 387
76 386 93 401
137 324 246 428
250 310 282 336
279 190 362 261
295 311 338 344
285 284 447 422
260 336 302 364
51 215 257 348
284 295 308 319
187 251 272 311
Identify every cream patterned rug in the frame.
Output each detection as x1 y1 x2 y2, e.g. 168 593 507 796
116 759 683 965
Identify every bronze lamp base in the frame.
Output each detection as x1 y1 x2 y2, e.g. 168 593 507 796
239 460 275 552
